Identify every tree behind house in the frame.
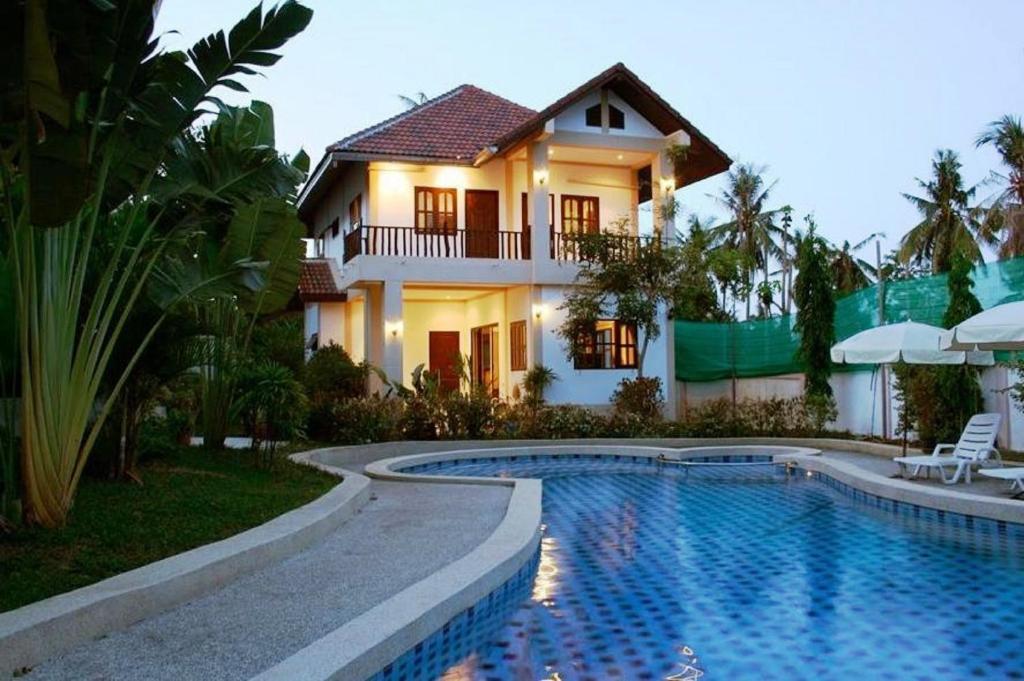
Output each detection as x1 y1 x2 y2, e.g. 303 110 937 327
793 218 836 431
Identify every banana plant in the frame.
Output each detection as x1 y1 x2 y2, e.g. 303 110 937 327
0 0 312 526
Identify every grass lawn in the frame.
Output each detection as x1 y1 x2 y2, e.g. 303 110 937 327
0 445 337 613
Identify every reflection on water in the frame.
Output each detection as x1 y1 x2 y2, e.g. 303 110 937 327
379 458 1024 680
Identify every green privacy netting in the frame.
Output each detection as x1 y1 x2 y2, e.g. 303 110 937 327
676 256 1024 382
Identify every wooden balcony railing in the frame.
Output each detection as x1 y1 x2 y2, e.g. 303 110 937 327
342 225 531 263
549 227 655 261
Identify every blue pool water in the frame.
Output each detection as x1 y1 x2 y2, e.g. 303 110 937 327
373 456 1024 680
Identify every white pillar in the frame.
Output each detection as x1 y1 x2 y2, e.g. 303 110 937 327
663 304 677 419
652 146 676 242
527 139 551 262
529 285 545 368
382 280 403 388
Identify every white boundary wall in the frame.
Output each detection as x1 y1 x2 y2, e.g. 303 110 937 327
678 366 1024 451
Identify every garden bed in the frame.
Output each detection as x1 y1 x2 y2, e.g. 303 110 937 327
0 446 336 613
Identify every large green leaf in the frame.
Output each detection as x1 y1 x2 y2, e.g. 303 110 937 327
223 198 305 315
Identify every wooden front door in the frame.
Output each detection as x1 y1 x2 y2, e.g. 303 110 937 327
429 331 461 393
465 190 499 258
471 324 500 397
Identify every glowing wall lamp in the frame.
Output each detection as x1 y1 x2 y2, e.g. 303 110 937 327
385 319 404 339
532 303 547 320
533 168 549 187
659 176 676 194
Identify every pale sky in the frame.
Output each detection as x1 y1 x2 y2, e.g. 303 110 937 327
156 0 1024 260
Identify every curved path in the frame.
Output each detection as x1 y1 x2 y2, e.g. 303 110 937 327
24 479 509 681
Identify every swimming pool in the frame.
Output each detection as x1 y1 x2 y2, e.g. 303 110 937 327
374 455 1024 680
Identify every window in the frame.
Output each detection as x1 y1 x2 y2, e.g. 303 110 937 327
584 103 625 129
574 320 638 370
510 320 527 371
520 192 556 229
561 195 599 234
328 217 340 238
608 104 625 129
415 187 457 233
349 194 362 228
637 165 652 204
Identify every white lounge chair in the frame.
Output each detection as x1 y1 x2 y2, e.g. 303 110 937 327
979 467 1024 498
894 413 1002 484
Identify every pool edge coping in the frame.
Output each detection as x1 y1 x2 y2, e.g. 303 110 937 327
0 459 371 676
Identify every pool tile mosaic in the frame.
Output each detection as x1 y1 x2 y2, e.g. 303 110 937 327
378 456 1024 680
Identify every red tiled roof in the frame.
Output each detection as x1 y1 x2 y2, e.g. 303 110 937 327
328 85 536 162
298 259 345 302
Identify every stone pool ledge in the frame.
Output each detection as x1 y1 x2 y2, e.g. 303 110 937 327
776 451 1024 524
0 465 372 676
253 463 542 681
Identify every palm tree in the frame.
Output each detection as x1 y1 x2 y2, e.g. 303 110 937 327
708 164 789 317
398 92 429 110
899 149 993 274
976 115 1024 258
831 233 883 295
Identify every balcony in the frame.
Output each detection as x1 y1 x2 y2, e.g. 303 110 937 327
340 224 654 265
342 225 531 263
549 227 655 261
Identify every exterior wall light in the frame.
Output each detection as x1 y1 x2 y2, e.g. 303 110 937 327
532 303 547 320
385 320 404 338
659 176 676 194
533 169 549 186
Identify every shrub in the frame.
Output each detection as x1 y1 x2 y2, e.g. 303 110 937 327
325 396 402 445
611 377 665 420
233 361 308 465
677 396 820 438
528 404 606 439
304 344 367 402
443 389 498 439
521 365 558 408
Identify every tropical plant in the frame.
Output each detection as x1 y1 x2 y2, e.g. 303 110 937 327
233 360 307 465
793 217 836 429
0 0 312 526
899 150 993 274
558 220 679 377
398 92 429 109
673 216 729 321
976 115 1024 258
521 364 558 408
830 233 882 295
707 164 789 317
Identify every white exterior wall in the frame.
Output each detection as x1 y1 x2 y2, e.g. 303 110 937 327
510 160 638 235
303 302 319 356
553 91 664 138
677 366 1024 451
540 285 671 408
312 163 368 260
403 300 470 383
369 162 511 230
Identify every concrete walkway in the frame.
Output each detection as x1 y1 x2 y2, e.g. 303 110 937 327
25 480 510 681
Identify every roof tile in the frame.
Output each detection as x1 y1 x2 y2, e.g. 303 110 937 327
298 259 345 302
329 85 536 162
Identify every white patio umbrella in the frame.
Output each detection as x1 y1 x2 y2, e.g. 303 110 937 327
939 301 1024 351
830 321 994 454
831 321 995 366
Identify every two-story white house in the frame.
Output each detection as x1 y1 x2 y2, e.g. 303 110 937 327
296 63 730 410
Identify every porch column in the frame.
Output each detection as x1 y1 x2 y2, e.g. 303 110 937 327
382 280 404 388
527 137 551 262
652 136 686 242
365 285 385 393
529 285 545 368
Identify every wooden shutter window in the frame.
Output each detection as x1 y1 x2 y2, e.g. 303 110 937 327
510 320 527 371
349 194 362 228
574 320 638 369
561 195 599 234
415 187 457 233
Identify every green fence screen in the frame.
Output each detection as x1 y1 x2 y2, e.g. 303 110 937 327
676 256 1024 382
